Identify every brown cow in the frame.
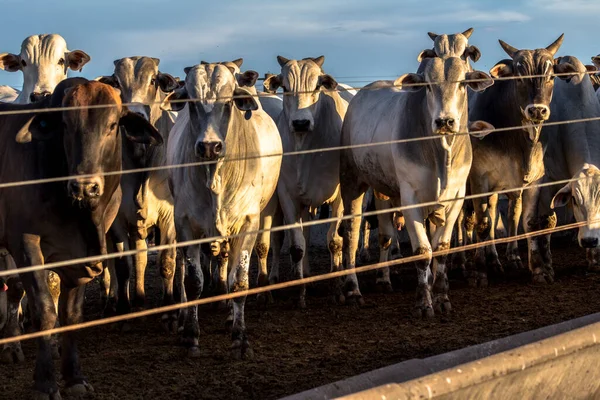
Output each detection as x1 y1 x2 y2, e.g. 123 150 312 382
0 78 161 397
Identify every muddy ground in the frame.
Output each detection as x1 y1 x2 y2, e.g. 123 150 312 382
2 235 600 400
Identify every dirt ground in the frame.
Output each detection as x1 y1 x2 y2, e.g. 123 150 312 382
2 235 600 400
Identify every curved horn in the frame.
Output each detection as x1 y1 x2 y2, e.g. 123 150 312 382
277 55 290 67
232 58 243 68
462 27 474 39
499 39 518 58
546 33 564 56
427 32 438 41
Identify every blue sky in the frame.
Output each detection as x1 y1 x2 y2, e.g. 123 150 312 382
0 0 598 88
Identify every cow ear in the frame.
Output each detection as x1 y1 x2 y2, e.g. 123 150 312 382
318 74 337 90
393 73 424 92
157 72 179 93
551 184 572 209
263 74 282 94
66 50 91 72
466 71 494 92
592 56 600 69
95 75 118 87
464 45 481 62
232 58 243 68
160 87 188 112
585 65 598 72
417 49 436 62
237 70 259 88
468 120 495 139
489 61 513 78
233 87 258 111
0 53 22 72
184 66 193 75
554 61 579 82
16 112 59 143
120 111 163 145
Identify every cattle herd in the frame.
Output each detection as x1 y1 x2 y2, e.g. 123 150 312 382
0 28 599 398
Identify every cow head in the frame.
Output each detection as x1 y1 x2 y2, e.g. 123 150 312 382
161 63 259 161
418 28 481 64
489 35 565 127
395 56 493 142
15 79 162 208
263 55 337 134
202 58 259 93
98 56 178 122
0 34 90 103
552 164 600 249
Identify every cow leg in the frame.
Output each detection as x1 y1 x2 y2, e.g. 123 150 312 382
268 204 284 285
301 208 313 280
374 198 395 293
19 235 60 398
47 271 61 360
255 194 277 307
525 183 554 283
469 195 490 287
228 218 259 360
340 192 366 305
505 194 524 272
451 207 467 274
400 195 434 318
157 218 178 334
0 249 25 364
485 193 503 277
131 237 148 311
59 284 93 396
431 190 464 315
358 189 374 264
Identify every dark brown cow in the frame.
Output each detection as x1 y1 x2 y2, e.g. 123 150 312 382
0 78 161 397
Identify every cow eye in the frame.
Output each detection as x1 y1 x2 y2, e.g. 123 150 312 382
58 58 65 66
150 78 157 86
110 122 118 132
21 60 26 67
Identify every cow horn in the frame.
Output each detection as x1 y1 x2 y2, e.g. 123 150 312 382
151 57 160 66
232 58 243 68
462 28 474 39
200 60 209 65
545 33 564 56
498 39 518 58
312 55 325 67
427 32 438 41
277 55 290 67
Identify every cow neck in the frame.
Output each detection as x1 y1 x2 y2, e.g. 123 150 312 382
203 108 261 237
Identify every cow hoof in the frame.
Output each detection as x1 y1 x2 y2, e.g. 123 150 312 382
0 346 25 364
161 313 179 335
187 346 202 358
412 306 434 319
376 281 393 293
64 381 94 397
328 294 345 305
256 292 274 309
231 339 253 360
433 297 452 315
32 390 62 400
489 259 504 276
588 263 600 273
120 321 133 333
293 295 306 310
467 276 478 288
345 290 364 306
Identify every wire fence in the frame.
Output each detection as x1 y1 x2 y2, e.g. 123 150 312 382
0 65 598 345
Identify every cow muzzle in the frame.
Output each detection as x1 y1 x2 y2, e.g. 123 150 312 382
580 237 599 249
29 91 51 103
68 177 104 201
291 119 312 133
195 140 224 160
523 104 550 123
434 118 457 134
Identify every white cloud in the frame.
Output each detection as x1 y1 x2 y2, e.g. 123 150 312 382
529 0 600 14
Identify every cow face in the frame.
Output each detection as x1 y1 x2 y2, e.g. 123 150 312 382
99 57 178 122
552 165 600 248
161 63 259 161
0 34 90 103
418 28 481 64
395 57 493 140
16 80 162 209
263 56 337 134
489 35 564 125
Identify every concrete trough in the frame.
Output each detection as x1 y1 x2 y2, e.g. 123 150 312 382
281 312 600 400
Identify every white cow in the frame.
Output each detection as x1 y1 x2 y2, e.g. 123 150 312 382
340 55 493 317
263 56 353 307
163 63 282 358
0 34 90 103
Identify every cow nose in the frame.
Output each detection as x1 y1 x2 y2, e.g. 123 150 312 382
525 105 550 121
292 119 311 132
68 179 102 199
434 118 455 131
29 91 51 103
195 141 224 160
581 237 599 248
